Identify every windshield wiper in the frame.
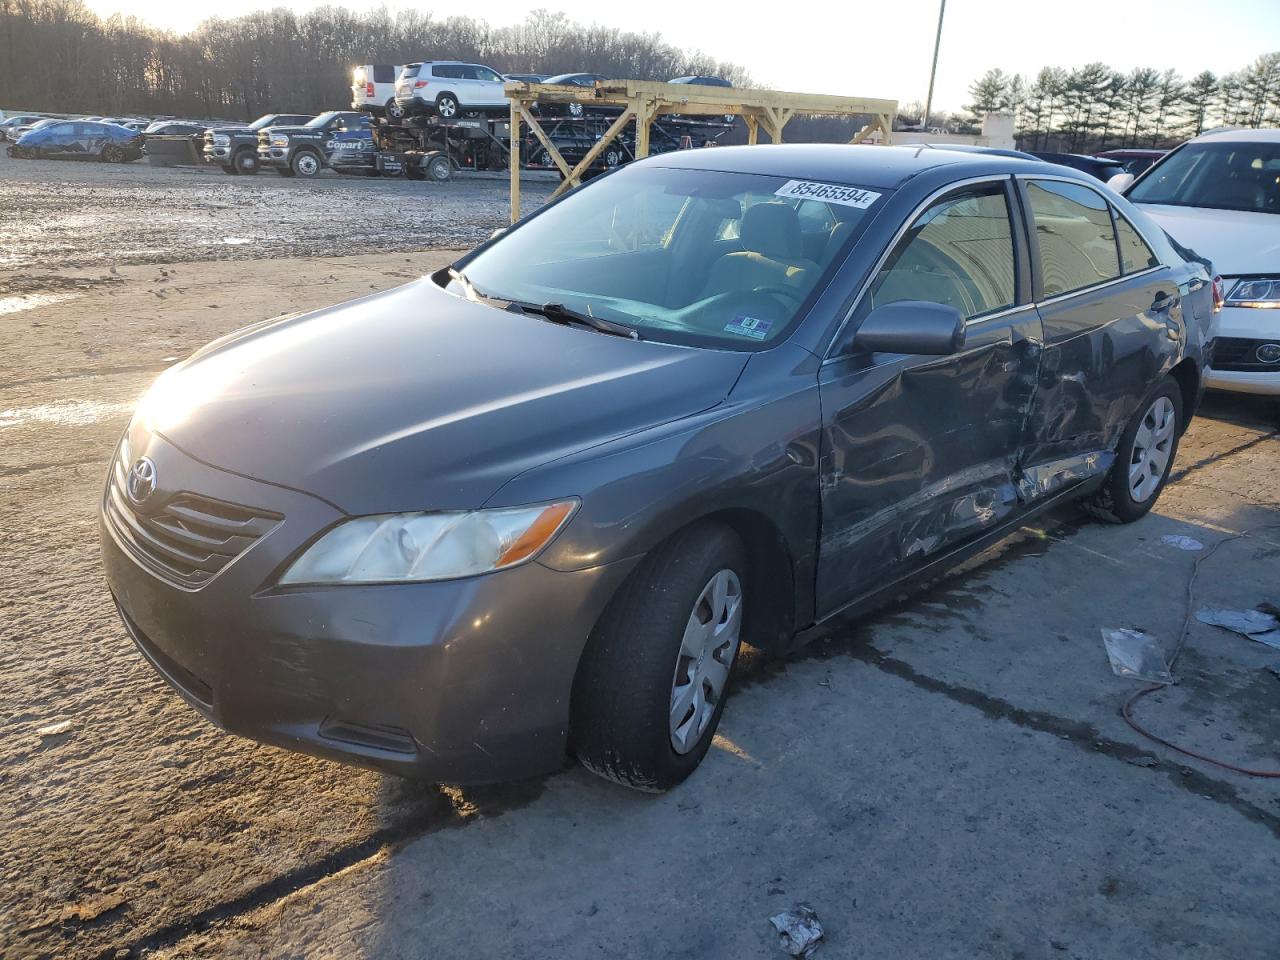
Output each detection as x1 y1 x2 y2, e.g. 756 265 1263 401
447 269 640 340
516 301 641 340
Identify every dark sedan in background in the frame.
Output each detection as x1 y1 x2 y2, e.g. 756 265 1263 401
102 146 1212 792
8 119 143 162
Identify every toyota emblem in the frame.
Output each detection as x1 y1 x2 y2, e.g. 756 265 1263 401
126 456 158 504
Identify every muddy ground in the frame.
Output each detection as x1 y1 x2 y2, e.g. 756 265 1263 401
2 164 1279 959
0 152 554 272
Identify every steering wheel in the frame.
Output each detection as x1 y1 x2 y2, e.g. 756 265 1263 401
719 285 804 313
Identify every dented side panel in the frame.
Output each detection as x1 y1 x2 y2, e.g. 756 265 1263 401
1019 267 1186 493
815 306 1043 617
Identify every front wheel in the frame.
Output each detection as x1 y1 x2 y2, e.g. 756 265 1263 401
571 524 746 791
1084 378 1183 523
101 144 124 163
290 150 321 178
232 149 258 175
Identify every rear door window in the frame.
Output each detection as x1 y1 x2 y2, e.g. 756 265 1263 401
373 65 395 84
1026 180 1121 297
1112 209 1159 274
870 183 1017 319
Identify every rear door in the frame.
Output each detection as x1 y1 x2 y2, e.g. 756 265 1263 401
815 178 1042 615
1016 177 1181 499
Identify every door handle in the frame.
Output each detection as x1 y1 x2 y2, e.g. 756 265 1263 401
1151 293 1180 312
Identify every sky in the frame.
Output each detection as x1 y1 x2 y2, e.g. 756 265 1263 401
82 0 1280 112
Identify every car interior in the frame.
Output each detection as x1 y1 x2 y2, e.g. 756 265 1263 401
456 172 876 346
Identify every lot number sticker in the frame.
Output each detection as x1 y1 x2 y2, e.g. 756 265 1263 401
774 181 881 208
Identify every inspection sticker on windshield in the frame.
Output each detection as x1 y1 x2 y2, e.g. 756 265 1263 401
773 181 881 208
725 315 773 340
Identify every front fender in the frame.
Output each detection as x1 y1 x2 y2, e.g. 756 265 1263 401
488 343 824 628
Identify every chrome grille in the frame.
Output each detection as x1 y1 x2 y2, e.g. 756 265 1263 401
104 453 281 589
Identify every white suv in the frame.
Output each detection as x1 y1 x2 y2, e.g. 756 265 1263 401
1115 129 1280 397
352 64 405 121
394 62 508 120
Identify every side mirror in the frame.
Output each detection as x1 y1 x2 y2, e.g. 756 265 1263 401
1106 172 1135 193
852 301 966 356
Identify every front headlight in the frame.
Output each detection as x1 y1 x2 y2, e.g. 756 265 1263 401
270 134 290 147
1225 278 1280 309
279 501 577 585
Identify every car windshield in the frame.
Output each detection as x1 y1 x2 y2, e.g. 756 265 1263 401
1129 140 1280 215
453 165 886 350
305 112 339 128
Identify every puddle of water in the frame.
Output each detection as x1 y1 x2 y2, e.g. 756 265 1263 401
0 399 134 428
0 293 78 316
220 237 254 245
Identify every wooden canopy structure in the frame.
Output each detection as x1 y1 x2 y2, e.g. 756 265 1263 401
505 80 897 221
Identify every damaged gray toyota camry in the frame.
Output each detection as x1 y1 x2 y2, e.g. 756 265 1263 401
102 145 1213 791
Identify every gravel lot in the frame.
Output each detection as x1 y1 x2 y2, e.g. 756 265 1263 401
0 152 554 272
2 157 1278 960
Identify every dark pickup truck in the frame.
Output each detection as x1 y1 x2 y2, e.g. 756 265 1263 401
257 111 372 178
203 113 313 175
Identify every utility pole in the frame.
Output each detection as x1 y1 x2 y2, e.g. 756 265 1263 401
922 0 946 130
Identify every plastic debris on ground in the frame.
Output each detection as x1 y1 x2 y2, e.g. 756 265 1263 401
36 720 73 737
769 904 824 958
1101 628 1173 684
1159 534 1204 551
1195 607 1280 650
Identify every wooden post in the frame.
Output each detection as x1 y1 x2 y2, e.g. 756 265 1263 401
745 114 759 145
634 97 653 158
509 97 521 223
547 106 636 201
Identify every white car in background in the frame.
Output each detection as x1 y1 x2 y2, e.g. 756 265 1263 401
395 62 509 119
1113 129 1280 399
352 64 405 121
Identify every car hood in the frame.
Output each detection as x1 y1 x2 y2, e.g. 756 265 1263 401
145 278 749 515
207 125 252 136
260 125 317 137
1135 204 1280 275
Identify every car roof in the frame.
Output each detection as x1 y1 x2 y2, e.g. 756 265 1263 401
643 143 1064 189
1192 127 1280 144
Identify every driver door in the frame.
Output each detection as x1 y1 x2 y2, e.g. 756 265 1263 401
815 178 1043 615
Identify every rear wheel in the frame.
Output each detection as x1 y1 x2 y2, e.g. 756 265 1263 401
1084 377 1183 523
426 154 451 182
384 98 405 122
435 94 460 120
571 524 746 791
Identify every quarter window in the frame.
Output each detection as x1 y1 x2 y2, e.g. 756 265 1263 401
869 184 1017 319
1026 180 1121 297
1113 209 1159 273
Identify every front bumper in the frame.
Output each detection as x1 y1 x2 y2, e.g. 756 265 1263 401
100 432 637 783
1206 305 1280 395
202 144 231 162
256 145 291 167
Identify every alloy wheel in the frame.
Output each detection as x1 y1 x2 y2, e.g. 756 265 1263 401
438 97 458 119
295 153 319 176
669 569 742 754
1128 395 1176 502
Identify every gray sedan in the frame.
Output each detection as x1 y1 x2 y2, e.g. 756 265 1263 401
101 145 1213 790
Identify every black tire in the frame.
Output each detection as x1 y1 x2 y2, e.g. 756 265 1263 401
385 98 405 122
1084 377 1183 524
290 149 322 178
232 149 258 175
571 523 747 791
435 93 460 120
101 144 124 163
426 154 451 182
